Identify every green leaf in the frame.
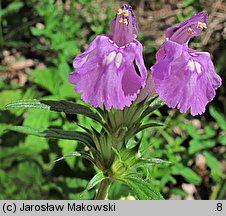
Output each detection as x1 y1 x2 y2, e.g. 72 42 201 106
209 106 226 131
142 157 171 165
218 135 226 145
4 99 50 110
58 81 77 98
136 122 165 133
30 69 61 95
85 172 105 191
111 148 140 176
188 140 216 154
140 97 165 120
203 151 222 182
64 177 93 200
183 0 195 7
170 188 188 197
132 158 171 170
4 99 103 124
40 100 103 123
126 139 139 150
5 2 24 14
30 27 45 36
55 151 81 162
0 123 10 134
54 148 96 166
6 126 95 149
180 124 216 140
118 176 164 200
0 90 23 115
172 165 201 185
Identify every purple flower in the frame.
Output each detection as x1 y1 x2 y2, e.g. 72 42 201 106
69 5 147 110
151 12 222 116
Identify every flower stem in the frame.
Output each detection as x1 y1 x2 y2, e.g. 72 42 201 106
95 178 111 200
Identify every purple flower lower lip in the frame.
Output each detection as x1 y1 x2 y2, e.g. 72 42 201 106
151 12 222 116
69 5 147 110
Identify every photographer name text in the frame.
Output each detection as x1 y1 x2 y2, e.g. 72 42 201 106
2 202 116 213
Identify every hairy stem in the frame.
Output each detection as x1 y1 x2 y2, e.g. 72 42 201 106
95 178 111 200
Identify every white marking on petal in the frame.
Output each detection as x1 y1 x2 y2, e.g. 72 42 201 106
103 51 116 65
187 60 195 71
194 61 202 74
108 39 114 43
113 43 119 48
115 52 123 68
187 60 202 74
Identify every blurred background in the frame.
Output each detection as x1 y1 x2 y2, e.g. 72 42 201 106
0 0 225 200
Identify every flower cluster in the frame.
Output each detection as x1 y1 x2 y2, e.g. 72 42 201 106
69 6 222 116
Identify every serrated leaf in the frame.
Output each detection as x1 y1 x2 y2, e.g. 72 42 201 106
6 126 95 149
118 176 164 200
203 151 222 182
85 172 105 191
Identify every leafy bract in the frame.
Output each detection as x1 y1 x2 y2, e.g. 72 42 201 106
5 125 95 149
4 99 103 124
